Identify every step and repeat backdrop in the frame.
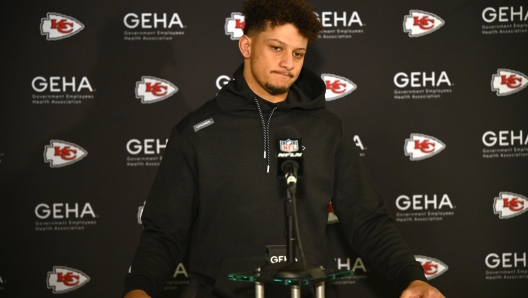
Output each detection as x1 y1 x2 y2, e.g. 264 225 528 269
1 0 527 297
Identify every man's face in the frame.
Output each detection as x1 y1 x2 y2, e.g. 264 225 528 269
242 23 308 100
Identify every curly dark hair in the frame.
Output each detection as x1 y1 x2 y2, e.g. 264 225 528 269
242 0 322 41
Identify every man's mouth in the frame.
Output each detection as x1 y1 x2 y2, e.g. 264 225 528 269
271 71 294 78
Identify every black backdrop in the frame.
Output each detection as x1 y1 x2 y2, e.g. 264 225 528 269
1 0 528 297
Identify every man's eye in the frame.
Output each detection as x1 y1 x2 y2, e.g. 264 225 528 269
271 46 281 51
294 52 305 58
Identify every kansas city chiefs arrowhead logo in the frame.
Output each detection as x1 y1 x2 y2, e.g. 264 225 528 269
491 69 528 96
41 13 84 40
415 256 448 280
47 266 90 294
138 201 146 224
225 12 245 40
404 134 446 161
321 74 357 101
44 140 88 168
135 76 178 104
403 10 444 37
494 192 528 219
327 203 339 224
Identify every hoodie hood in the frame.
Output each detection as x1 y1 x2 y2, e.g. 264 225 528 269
216 64 326 116
214 64 327 173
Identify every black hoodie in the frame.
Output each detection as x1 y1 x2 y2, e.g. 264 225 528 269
124 65 426 297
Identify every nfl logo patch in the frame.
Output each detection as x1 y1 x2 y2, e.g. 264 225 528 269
280 139 299 152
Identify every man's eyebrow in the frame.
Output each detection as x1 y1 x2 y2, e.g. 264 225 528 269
267 39 306 51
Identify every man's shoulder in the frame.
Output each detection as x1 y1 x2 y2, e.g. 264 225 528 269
304 107 343 130
175 98 221 134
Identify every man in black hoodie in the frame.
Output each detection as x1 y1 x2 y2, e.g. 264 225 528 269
124 1 445 297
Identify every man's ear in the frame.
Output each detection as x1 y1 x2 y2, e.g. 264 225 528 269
239 35 251 58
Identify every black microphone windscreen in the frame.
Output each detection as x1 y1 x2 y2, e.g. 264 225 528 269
275 126 300 139
275 126 303 178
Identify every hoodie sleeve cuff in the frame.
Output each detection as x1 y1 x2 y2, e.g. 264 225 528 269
395 264 428 293
123 275 156 298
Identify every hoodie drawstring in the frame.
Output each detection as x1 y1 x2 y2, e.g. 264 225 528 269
254 98 277 173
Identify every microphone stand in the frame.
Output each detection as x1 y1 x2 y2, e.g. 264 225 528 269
258 162 326 298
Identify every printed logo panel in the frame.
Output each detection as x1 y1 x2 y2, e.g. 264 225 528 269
415 256 448 280
41 13 84 40
315 10 365 39
395 194 455 223
225 12 245 40
482 7 528 36
47 266 90 294
136 76 178 104
123 13 185 41
31 76 95 105
481 130 528 159
393 71 453 100
35 202 97 231
126 138 168 167
321 74 356 101
491 69 528 96
494 192 528 219
333 256 368 285
403 10 444 37
44 140 87 168
280 139 300 152
404 134 446 161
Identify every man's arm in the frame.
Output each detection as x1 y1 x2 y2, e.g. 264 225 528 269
124 126 198 297
401 280 445 298
331 125 435 292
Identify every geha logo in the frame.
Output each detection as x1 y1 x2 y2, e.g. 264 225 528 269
353 135 365 151
486 252 527 268
225 12 245 40
47 266 90 294
32 76 94 92
35 203 96 219
491 69 528 96
404 134 446 161
494 192 528 219
127 139 168 155
44 140 87 168
394 71 452 88
482 130 528 147
41 13 84 40
482 7 528 23
315 11 364 27
353 135 366 157
403 10 444 37
123 13 184 29
336 257 367 273
321 74 356 101
396 194 454 211
136 76 178 104
415 256 448 280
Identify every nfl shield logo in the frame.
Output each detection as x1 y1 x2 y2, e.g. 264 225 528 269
280 139 299 152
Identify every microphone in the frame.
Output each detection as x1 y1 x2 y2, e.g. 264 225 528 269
275 126 303 185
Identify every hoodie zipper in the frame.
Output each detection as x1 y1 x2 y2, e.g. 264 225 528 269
254 97 277 173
